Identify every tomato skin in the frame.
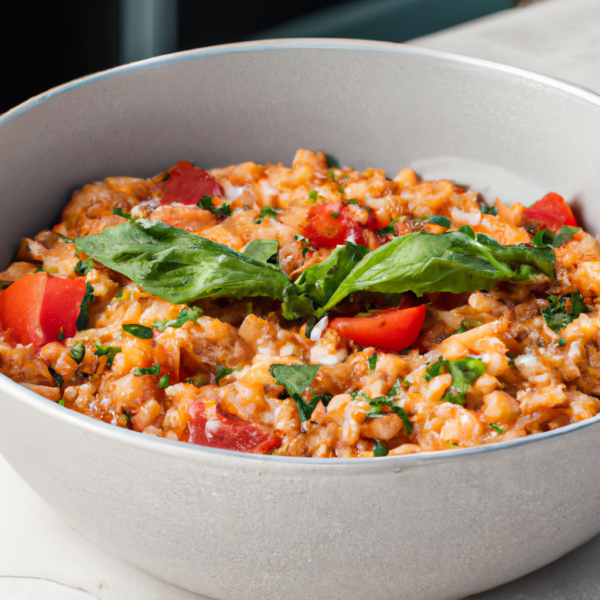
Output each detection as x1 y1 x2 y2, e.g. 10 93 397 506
188 401 282 454
330 304 426 352
304 202 366 249
160 160 225 206
522 192 578 233
2 273 87 351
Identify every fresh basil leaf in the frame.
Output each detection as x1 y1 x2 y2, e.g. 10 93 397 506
70 341 85 364
318 231 555 316
459 224 476 239
281 289 314 321
93 342 122 367
242 239 280 264
542 291 590 334
269 363 321 421
76 282 95 330
198 195 232 217
534 226 580 248
443 357 486 405
74 219 298 307
553 226 580 247
295 241 370 307
215 365 235 385
480 206 498 216
428 215 451 228
74 258 95 275
152 306 203 332
133 364 160 376
122 323 153 339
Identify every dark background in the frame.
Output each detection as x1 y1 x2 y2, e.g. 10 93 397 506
0 0 514 114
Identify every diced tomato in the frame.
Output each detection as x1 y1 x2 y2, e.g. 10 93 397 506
160 160 225 205
330 304 426 352
1 273 87 351
188 401 282 454
522 192 578 233
304 202 366 249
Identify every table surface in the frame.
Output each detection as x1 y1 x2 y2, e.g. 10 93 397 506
3 0 600 597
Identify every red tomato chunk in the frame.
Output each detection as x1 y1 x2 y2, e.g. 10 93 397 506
330 304 426 352
160 160 225 205
1 272 87 351
189 401 282 454
304 202 366 249
522 192 578 233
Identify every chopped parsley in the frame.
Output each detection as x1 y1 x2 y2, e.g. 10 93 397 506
74 258 95 275
373 441 389 457
368 353 378 371
76 282 95 330
133 364 160 376
346 198 359 205
324 153 341 169
152 306 203 332
197 195 232 217
269 363 324 421
33 264 46 273
70 341 85 364
490 423 504 434
480 206 498 216
330 211 340 219
215 365 235 385
375 218 400 236
542 291 590 334
112 207 136 220
454 319 481 335
186 373 210 387
58 399 65 406
93 342 122 367
364 395 413 434
423 356 486 406
122 409 132 424
48 366 64 389
122 324 153 339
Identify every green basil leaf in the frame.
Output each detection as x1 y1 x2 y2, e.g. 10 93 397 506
133 364 161 376
542 291 590 334
74 219 297 307
532 226 580 249
197 195 232 217
324 153 341 169
373 441 389 456
122 324 153 339
70 341 85 364
366 396 413 434
112 207 136 221
423 356 485 406
376 218 399 236
152 306 203 332
93 342 122 367
318 231 555 316
368 354 378 371
295 241 370 307
242 239 280 263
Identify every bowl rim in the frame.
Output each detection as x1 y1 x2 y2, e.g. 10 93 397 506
2 38 600 471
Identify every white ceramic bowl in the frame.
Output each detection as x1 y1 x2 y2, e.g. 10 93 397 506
2 40 600 600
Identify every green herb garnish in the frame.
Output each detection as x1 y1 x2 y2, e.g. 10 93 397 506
242 239 280 263
428 215 451 228
368 354 378 371
74 258 96 275
542 291 589 334
122 324 153 339
58 399 65 406
197 195 232 217
269 363 323 421
158 374 170 389
48 366 64 389
94 342 122 367
490 423 504 434
133 364 161 376
373 441 389 457
152 306 203 332
365 396 413 434
330 211 340 219
215 365 235 385
56 233 75 243
112 207 136 220
76 282 95 330
481 206 498 216
57 327 65 341
532 226 580 248
70 341 85 364
376 218 399 236
423 356 486 406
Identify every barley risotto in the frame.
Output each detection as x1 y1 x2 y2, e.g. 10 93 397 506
0 150 598 457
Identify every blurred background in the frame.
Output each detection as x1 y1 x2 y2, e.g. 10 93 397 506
1 0 536 114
